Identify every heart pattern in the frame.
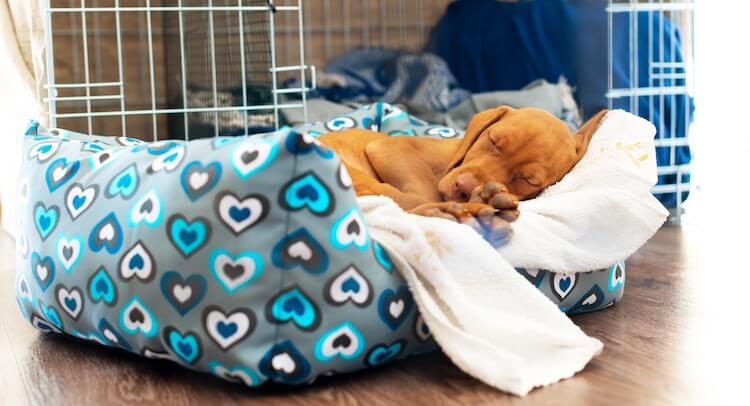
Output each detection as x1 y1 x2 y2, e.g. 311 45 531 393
89 212 124 254
266 286 320 331
88 267 118 306
231 140 278 179
271 228 329 274
119 241 156 282
34 202 59 241
313 322 365 362
56 235 83 272
324 116 356 131
258 340 310 384
160 271 207 315
365 340 405 367
279 172 335 216
65 183 98 220
209 362 260 387
128 190 164 227
164 326 202 365
55 285 84 320
330 207 369 250
378 286 413 331
17 107 624 389
203 305 255 351
215 192 268 235
209 249 264 294
181 161 222 201
119 296 158 336
106 164 139 199
551 272 578 302
167 215 211 258
45 158 80 192
31 252 55 292
324 265 372 307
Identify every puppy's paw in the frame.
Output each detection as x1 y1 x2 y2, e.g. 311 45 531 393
469 181 520 223
409 202 513 246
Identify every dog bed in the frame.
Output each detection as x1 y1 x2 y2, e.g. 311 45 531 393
14 103 625 387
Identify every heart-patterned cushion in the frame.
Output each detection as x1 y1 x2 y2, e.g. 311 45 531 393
16 102 625 389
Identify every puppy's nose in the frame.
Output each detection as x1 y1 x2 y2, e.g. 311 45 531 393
454 173 479 201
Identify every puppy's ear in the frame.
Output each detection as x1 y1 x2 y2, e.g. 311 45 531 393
446 105 512 172
574 109 609 160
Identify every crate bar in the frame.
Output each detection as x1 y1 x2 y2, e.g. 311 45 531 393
297 0 308 124
46 6 299 12
51 103 306 119
208 0 219 137
323 0 332 59
651 61 685 68
43 81 122 89
115 0 126 136
652 184 690 194
44 95 123 102
178 0 189 140
43 0 57 128
144 0 158 140
607 3 694 13
273 87 312 95
361 0 370 48
380 0 387 45
607 0 612 110
606 86 688 98
268 0 280 130
238 0 248 137
80 0 93 135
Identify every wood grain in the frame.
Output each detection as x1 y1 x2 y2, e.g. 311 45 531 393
0 224 743 405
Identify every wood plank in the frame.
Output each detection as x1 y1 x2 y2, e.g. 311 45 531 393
0 224 740 405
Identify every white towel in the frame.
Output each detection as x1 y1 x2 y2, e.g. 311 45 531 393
357 110 668 396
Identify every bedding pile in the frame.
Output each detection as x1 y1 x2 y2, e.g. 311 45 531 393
14 104 665 396
358 110 668 394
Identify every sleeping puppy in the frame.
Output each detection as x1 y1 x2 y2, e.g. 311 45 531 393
318 106 608 245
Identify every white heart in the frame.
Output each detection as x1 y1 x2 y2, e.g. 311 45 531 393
217 194 265 234
271 352 295 374
57 288 83 318
288 241 312 261
582 294 597 306
52 166 67 181
389 300 404 318
36 264 48 281
205 309 251 349
102 328 119 343
189 171 209 190
213 254 258 291
120 243 153 280
233 142 272 176
130 191 161 225
173 285 192 303
65 184 97 219
328 266 370 305
99 223 115 241
57 237 80 271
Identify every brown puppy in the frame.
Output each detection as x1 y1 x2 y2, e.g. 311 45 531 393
318 106 608 244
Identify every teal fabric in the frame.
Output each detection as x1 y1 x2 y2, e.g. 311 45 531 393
15 103 624 387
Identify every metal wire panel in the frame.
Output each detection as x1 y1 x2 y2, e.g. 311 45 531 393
607 0 695 221
43 0 310 140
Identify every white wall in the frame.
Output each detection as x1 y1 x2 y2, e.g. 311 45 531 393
0 43 38 236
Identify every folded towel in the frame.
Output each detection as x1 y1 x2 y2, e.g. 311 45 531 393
357 110 668 395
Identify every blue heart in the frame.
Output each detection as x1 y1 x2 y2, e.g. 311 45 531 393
64 297 77 311
165 328 201 364
559 277 571 292
72 195 86 209
217 321 238 338
168 216 210 258
89 267 117 305
341 277 360 293
229 206 250 222
366 341 404 366
333 119 345 126
163 152 179 162
34 203 59 241
45 158 80 192
30 252 55 292
41 303 63 329
378 286 413 331
107 165 139 198
38 144 52 154
128 254 144 270
268 287 320 331
373 241 393 272
280 172 334 216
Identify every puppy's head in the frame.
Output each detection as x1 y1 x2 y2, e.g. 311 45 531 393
438 106 608 201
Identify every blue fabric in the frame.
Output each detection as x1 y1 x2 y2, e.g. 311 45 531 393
285 48 471 113
427 0 693 208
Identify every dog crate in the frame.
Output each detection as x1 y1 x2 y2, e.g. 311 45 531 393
40 0 694 219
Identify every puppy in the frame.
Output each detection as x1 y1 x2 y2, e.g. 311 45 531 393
318 106 607 244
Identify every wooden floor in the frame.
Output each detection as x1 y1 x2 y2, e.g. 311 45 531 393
0 223 744 405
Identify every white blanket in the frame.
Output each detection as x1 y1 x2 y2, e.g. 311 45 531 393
358 110 668 396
